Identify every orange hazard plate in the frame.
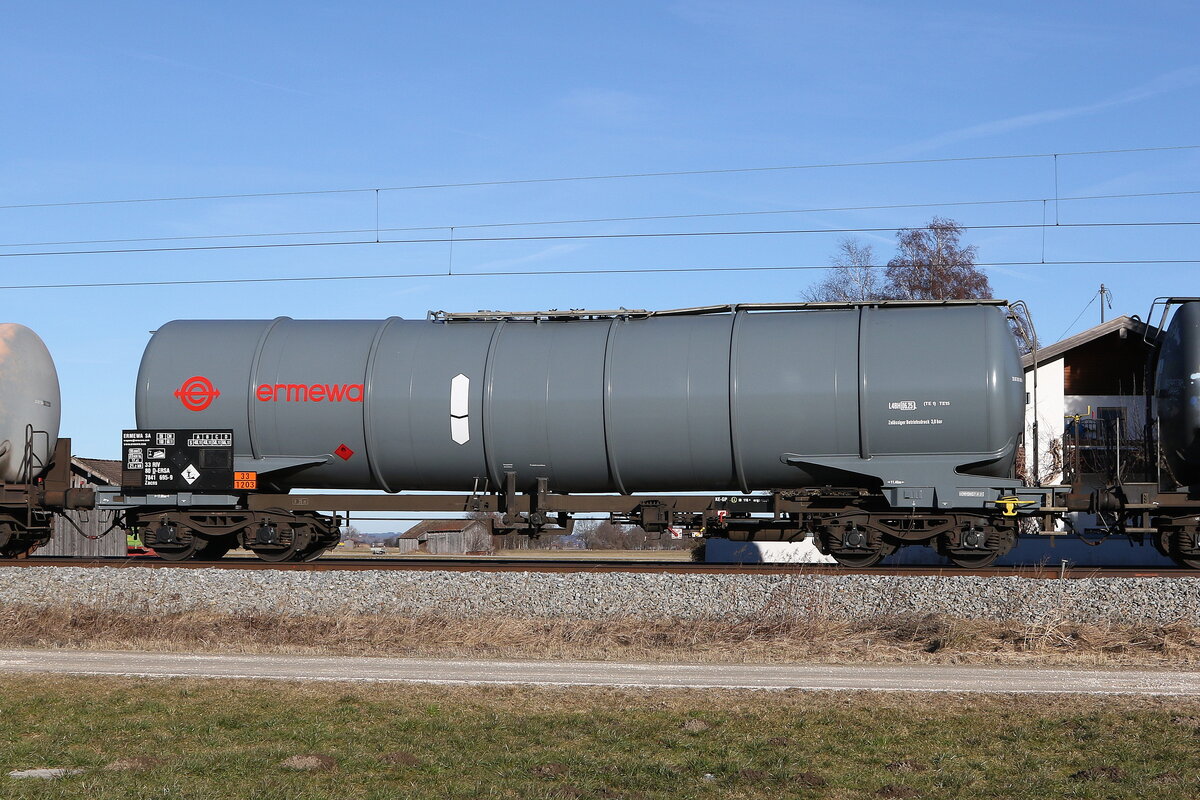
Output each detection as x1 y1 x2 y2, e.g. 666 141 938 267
234 471 258 490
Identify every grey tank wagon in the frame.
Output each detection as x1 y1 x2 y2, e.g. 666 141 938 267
123 300 1048 567
6 296 1200 569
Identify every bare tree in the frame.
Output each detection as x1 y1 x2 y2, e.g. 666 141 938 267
577 520 649 550
884 217 991 300
802 237 883 302
340 524 364 547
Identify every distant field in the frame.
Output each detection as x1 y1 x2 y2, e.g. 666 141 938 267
319 547 696 560
1 675 1197 799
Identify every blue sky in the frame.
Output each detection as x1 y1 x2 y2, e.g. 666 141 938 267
3 0 1199 460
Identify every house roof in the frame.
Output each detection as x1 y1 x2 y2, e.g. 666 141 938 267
1021 315 1157 369
400 519 485 539
72 457 122 486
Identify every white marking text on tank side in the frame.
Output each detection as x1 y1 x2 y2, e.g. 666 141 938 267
887 399 951 410
450 374 470 445
186 433 232 447
887 398 949 426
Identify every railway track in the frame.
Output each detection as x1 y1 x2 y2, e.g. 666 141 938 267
0 556 1195 578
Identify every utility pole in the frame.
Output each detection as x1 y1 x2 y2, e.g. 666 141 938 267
1099 284 1113 323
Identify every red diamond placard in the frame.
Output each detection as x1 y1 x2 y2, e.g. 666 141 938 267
334 444 354 460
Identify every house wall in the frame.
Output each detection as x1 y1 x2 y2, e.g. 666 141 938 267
1064 394 1149 428
1023 357 1066 484
1062 334 1149 395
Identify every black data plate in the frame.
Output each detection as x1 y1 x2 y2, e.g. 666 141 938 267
121 430 235 492
713 495 773 511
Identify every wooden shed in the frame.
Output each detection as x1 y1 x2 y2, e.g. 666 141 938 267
398 519 494 555
37 458 126 557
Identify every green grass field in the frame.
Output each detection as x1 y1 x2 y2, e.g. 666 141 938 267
2 675 1199 799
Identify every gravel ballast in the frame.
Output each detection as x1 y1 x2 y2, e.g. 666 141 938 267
2 567 1200 625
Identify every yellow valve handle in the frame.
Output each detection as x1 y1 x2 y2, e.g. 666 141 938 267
995 496 1036 517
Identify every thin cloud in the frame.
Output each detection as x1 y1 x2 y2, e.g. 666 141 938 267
561 88 648 125
904 65 1200 153
118 50 314 96
462 243 584 273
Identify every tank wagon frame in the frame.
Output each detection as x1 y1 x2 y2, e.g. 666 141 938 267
1066 296 1200 569
0 436 94 557
105 299 1056 567
65 296 1200 569
96 470 1053 567
5 297 1195 568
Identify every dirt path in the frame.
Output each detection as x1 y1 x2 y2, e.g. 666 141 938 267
2 648 1200 694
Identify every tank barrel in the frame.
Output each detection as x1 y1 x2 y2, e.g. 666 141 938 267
0 324 60 484
135 303 1024 496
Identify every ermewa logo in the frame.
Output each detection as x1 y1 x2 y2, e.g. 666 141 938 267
175 376 220 412
255 383 365 402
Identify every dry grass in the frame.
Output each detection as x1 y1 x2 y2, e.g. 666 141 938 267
3 604 1200 667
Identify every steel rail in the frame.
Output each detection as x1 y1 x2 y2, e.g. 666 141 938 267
0 557 1195 578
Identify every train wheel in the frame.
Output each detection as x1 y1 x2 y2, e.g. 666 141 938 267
148 531 230 561
1157 529 1200 569
0 523 43 557
945 549 1001 569
249 527 310 562
244 512 338 563
289 516 340 562
252 547 302 563
819 527 897 568
1153 530 1172 557
249 524 317 562
255 541 333 562
244 512 303 562
936 524 1014 569
297 545 328 562
143 520 199 561
0 524 21 557
153 540 202 561
829 549 888 568
192 539 232 560
302 525 342 561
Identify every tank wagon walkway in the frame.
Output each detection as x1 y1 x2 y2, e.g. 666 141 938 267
2 649 1199 695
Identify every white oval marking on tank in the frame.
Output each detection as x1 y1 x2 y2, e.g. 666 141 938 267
450 373 470 445
450 416 470 445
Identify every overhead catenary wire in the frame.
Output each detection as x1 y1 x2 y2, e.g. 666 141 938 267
1 143 1198 211
3 187 1199 251
1057 289 1102 340
1 258 1198 292
0 219 1197 259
